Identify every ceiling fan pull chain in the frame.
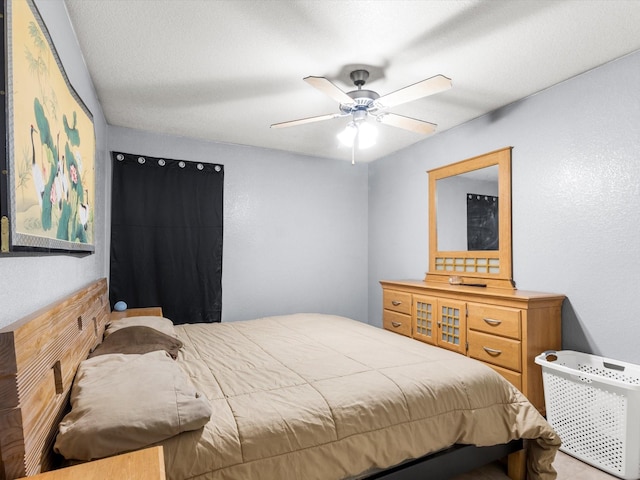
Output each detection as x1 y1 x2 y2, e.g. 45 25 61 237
351 143 355 165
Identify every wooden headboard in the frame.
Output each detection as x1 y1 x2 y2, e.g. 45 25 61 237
0 279 110 480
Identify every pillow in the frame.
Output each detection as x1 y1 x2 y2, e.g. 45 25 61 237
89 326 183 359
104 315 177 339
54 350 212 461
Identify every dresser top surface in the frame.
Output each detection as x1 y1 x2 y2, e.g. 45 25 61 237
380 279 565 302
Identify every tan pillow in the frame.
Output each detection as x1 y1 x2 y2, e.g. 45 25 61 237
105 315 177 339
54 350 212 461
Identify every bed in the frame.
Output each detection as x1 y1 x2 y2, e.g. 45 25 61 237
0 279 560 480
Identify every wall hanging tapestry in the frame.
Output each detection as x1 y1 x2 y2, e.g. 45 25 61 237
1 0 96 254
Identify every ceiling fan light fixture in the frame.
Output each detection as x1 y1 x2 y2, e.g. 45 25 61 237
337 122 358 147
337 121 377 149
356 121 377 149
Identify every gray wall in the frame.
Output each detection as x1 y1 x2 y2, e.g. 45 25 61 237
369 50 640 364
0 0 109 329
108 127 369 323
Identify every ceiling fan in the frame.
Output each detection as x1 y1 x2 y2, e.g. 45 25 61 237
271 69 452 148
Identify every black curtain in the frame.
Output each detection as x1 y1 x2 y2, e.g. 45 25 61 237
109 152 223 324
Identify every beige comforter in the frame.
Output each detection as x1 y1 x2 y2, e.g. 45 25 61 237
162 314 560 480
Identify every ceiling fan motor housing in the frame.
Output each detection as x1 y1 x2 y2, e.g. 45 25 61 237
340 89 380 115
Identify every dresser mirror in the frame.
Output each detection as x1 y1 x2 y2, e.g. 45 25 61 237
426 147 514 289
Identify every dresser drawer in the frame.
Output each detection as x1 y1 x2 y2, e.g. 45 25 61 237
383 310 411 337
467 303 521 340
486 363 522 391
383 289 412 315
468 330 521 371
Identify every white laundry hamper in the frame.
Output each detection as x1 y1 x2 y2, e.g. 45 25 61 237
535 350 640 480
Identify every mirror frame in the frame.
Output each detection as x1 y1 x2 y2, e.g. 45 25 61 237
426 147 514 289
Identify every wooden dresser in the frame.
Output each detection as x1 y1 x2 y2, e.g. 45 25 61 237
380 280 564 414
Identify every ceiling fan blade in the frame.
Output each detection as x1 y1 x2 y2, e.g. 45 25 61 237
304 76 355 105
376 74 452 109
270 113 343 129
377 113 437 135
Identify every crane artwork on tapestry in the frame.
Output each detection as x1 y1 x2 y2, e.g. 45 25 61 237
8 0 95 252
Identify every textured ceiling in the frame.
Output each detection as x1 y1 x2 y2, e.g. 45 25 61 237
63 0 640 163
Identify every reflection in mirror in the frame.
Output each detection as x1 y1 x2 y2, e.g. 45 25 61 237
436 165 499 251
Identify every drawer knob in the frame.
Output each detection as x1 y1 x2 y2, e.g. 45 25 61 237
391 300 402 306
391 321 402 328
483 318 502 326
483 346 502 356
